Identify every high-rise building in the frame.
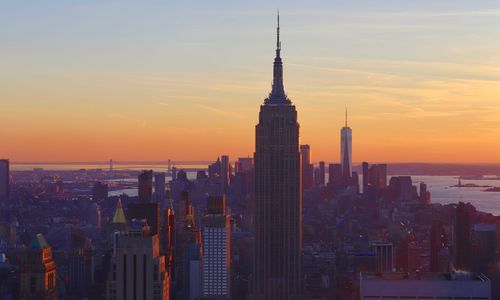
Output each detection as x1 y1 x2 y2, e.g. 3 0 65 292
139 170 153 203
453 202 472 270
430 220 448 272
127 202 161 236
362 162 369 192
472 224 496 273
252 14 303 299
317 161 325 186
19 234 57 300
155 173 166 203
106 219 170 300
221 155 231 192
0 159 9 201
368 164 387 190
340 109 352 179
67 228 93 298
419 182 431 205
202 195 231 299
300 145 314 189
328 163 342 188
93 181 108 203
236 157 253 173
173 191 202 300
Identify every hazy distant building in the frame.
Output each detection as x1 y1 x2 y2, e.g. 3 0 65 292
360 272 491 300
315 161 325 186
235 157 253 173
155 173 166 203
301 145 314 189
328 163 342 188
368 164 387 190
106 219 170 300
252 14 303 299
202 196 230 299
0 159 9 201
19 234 57 300
362 162 369 192
93 181 108 203
340 110 352 179
221 155 231 192
139 170 153 203
419 182 431 205
430 220 448 272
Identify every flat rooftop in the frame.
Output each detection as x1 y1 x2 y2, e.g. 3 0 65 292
361 272 489 282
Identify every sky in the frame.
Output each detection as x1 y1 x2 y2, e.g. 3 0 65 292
1 0 500 163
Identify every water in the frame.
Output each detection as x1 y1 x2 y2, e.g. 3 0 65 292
10 162 208 172
11 163 500 215
410 175 500 215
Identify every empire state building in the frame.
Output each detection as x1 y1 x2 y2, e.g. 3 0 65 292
252 14 303 300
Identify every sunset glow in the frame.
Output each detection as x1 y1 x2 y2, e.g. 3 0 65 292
1 1 500 163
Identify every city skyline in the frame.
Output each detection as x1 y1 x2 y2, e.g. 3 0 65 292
2 1 500 163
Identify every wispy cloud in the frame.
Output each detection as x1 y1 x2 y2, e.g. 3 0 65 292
196 104 244 119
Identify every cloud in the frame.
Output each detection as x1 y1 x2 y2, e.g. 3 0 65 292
196 104 244 119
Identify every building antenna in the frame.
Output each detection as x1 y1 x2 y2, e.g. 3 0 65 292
276 10 281 54
345 107 348 127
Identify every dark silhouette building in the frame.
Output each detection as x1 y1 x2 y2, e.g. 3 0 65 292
92 181 108 203
430 220 448 272
154 173 166 203
0 159 9 202
139 170 153 203
362 162 369 192
328 163 342 188
300 145 314 189
252 14 303 299
453 202 472 270
19 234 57 300
127 202 160 236
315 161 326 186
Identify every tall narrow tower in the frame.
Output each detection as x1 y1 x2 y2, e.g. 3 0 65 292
340 109 352 179
252 13 303 300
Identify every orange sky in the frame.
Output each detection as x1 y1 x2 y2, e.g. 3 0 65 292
1 2 500 163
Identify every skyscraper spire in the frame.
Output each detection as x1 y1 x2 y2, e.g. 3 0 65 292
276 10 281 57
266 11 290 105
345 107 348 127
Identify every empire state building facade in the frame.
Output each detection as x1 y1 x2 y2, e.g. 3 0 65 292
252 15 303 300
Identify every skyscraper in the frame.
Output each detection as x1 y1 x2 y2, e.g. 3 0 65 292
139 170 153 203
453 202 472 270
252 13 303 299
19 234 57 300
0 159 9 201
221 155 231 192
106 219 170 300
155 173 166 203
430 220 448 272
202 195 231 299
340 109 352 179
318 161 325 186
300 145 314 189
362 162 369 192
